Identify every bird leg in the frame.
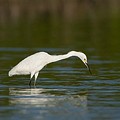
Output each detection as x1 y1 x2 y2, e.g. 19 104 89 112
34 72 39 87
29 72 35 87
29 79 32 87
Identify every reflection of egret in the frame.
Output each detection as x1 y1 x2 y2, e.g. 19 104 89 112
9 88 87 107
8 51 92 87
9 88 88 119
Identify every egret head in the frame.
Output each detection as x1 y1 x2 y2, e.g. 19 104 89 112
67 51 92 74
78 52 92 74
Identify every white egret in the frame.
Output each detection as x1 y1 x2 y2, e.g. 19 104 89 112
8 51 92 87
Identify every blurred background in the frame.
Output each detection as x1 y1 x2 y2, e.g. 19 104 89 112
0 0 120 52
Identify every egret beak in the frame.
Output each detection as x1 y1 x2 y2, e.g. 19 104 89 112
85 63 92 75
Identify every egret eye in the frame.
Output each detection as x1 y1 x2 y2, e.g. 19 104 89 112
84 58 87 62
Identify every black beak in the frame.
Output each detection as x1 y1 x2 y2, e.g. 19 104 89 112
85 63 92 75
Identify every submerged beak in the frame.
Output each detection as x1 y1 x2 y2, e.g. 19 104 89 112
85 63 92 75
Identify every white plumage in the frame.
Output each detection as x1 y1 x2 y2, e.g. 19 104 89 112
8 51 91 87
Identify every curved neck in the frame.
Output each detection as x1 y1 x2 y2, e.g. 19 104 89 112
49 52 79 63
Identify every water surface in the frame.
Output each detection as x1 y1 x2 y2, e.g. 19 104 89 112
0 48 120 120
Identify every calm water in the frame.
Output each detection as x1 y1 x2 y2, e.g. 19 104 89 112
0 47 120 120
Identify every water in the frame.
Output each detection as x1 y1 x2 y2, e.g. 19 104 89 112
0 47 120 120
0 1 120 120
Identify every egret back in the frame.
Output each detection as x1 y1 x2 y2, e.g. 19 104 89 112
9 52 50 76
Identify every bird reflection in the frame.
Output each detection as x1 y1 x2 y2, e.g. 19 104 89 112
9 88 87 107
9 88 88 119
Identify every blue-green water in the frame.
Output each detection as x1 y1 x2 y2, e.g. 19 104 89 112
0 47 120 120
0 1 120 120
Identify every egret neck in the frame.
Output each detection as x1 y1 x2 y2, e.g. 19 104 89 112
48 51 84 63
